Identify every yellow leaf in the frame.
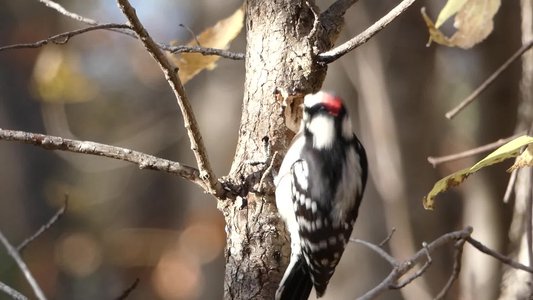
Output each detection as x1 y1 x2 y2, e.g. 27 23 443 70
423 135 533 210
435 0 467 28
32 47 98 103
449 0 501 48
421 0 501 49
421 8 455 47
508 145 533 171
168 6 244 84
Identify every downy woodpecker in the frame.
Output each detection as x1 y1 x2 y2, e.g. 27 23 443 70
275 91 368 299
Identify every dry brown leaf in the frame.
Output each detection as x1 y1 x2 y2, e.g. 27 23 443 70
450 0 500 48
422 0 501 49
169 6 244 84
508 145 533 171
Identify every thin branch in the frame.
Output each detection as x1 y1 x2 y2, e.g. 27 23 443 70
35 0 244 60
445 39 533 119
357 227 473 300
318 0 416 64
17 197 68 253
466 236 533 273
37 0 137 38
178 24 201 47
0 24 131 52
38 0 98 25
351 238 397 266
434 239 465 300
116 0 220 196
392 242 432 289
0 281 28 300
162 44 244 60
115 278 140 300
378 228 396 247
0 128 207 190
503 169 518 203
0 232 47 300
427 133 523 167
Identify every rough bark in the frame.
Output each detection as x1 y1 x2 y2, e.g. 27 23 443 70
218 1 340 298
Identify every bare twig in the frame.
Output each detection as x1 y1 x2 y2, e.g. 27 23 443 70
351 238 397 266
163 44 244 60
356 227 473 300
445 39 533 119
37 0 137 38
38 0 98 25
392 242 432 289
115 278 140 300
503 169 519 203
378 228 396 247
318 0 416 64
117 0 220 196
0 281 28 300
427 133 523 167
0 24 130 52
17 197 68 253
0 232 47 300
466 236 533 273
178 24 201 47
434 239 465 300
0 128 208 190
34 0 244 60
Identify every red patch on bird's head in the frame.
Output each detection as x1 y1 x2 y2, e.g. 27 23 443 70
322 94 343 116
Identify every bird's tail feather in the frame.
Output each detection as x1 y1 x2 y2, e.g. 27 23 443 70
276 256 313 300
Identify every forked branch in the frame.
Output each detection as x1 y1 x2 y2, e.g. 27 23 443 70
116 0 221 196
318 0 416 64
353 226 533 299
0 24 130 52
0 129 207 190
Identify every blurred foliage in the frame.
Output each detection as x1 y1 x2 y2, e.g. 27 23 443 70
32 47 98 103
422 0 501 48
168 5 244 84
424 135 533 210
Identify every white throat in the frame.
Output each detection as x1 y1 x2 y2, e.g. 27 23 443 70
307 115 335 149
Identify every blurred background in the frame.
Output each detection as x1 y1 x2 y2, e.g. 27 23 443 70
0 0 526 299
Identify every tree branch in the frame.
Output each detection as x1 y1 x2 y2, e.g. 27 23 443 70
445 39 533 119
0 232 47 300
356 227 473 300
35 0 244 60
466 236 533 273
0 281 27 300
434 239 465 300
17 197 68 253
427 133 524 167
0 24 131 52
351 238 397 266
318 0 416 64
116 0 221 196
162 44 244 60
0 128 207 190
115 278 140 300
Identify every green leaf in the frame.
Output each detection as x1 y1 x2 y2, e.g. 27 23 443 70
424 135 533 210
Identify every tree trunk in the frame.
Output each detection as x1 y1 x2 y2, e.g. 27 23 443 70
219 0 339 298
